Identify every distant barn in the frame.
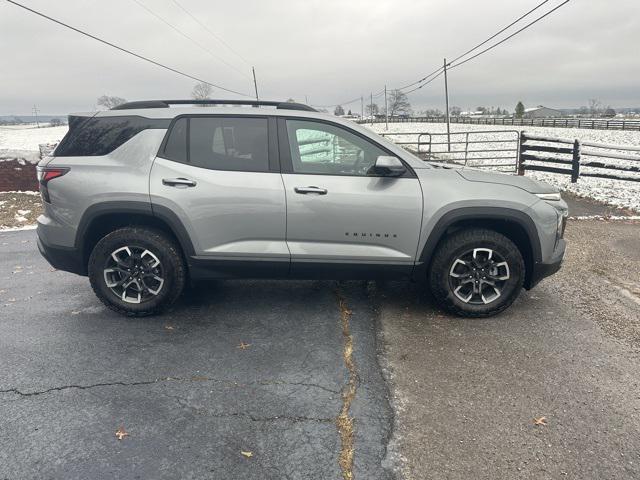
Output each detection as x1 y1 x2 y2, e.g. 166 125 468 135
523 106 562 118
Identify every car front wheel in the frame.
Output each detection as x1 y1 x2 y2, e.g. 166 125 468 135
429 228 525 317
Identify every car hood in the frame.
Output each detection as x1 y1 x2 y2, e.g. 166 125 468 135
456 169 558 194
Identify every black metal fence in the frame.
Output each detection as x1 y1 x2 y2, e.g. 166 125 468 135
359 116 640 131
518 132 640 182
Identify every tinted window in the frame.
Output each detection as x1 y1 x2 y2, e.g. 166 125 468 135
162 118 187 163
189 117 269 172
55 115 170 157
286 119 389 176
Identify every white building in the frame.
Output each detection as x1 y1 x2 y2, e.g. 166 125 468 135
523 106 563 118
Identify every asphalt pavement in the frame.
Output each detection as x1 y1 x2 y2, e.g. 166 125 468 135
0 230 392 480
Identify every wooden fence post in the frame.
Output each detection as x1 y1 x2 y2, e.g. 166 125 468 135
517 131 526 176
571 139 581 183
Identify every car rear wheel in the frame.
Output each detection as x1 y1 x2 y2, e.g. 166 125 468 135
88 227 185 316
428 228 525 317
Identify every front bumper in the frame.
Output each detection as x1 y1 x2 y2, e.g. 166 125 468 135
37 231 86 276
526 238 566 289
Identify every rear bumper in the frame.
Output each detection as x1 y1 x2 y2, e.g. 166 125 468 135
526 238 565 289
37 232 86 276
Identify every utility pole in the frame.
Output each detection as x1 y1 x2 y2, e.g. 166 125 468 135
252 67 259 102
305 95 309 105
443 58 451 152
361 96 364 120
370 92 373 125
384 85 388 130
32 105 40 128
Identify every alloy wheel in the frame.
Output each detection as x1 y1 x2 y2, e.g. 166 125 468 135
448 248 510 305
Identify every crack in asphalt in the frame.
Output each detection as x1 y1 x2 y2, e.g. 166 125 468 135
0 376 340 398
335 288 359 480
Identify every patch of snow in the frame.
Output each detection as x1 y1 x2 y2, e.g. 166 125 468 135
16 209 31 215
0 125 68 151
14 214 27 223
1 190 40 195
0 224 37 232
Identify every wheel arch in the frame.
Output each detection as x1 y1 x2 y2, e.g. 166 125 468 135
76 201 195 273
416 207 542 288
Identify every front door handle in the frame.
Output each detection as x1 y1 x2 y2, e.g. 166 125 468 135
162 177 197 187
294 186 327 195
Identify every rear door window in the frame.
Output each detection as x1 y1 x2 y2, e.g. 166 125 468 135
189 117 269 172
160 116 269 173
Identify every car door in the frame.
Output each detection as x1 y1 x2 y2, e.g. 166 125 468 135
150 115 288 276
278 117 423 278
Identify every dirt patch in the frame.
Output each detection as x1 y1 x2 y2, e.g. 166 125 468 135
0 192 42 229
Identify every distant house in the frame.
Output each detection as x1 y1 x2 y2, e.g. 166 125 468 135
523 106 562 118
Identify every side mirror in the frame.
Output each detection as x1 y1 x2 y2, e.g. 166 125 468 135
369 156 406 177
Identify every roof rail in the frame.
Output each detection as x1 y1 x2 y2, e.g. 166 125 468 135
111 99 317 112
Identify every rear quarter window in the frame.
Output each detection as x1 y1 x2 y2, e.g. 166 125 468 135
54 115 170 157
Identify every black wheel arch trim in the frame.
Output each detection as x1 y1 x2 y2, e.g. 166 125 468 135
417 206 542 271
75 201 196 261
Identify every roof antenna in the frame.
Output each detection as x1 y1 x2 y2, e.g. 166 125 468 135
252 67 259 103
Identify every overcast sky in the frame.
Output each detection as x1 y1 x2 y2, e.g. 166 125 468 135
1 0 639 115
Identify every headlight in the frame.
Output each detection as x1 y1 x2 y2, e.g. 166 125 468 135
535 192 561 201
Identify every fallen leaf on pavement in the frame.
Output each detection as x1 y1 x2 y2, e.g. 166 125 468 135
115 426 129 440
164 325 175 330
241 451 253 458
534 416 547 426
236 342 251 350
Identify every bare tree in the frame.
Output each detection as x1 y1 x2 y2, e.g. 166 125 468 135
50 118 62 127
97 95 127 110
334 105 345 116
449 106 462 116
192 82 213 106
365 103 379 116
588 98 603 116
387 90 412 116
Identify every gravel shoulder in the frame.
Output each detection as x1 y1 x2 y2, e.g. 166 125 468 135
375 219 640 479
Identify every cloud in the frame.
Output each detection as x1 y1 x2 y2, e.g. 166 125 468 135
1 0 638 114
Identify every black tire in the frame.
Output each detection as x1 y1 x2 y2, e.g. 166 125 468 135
428 228 525 318
88 227 186 316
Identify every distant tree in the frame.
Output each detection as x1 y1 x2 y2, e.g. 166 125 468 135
476 106 487 114
515 101 525 118
366 103 379 116
604 107 616 117
97 95 127 110
286 98 296 103
577 106 589 116
387 90 412 116
449 106 462 116
588 98 603 116
50 118 62 127
420 108 443 117
347 109 352 115
334 105 345 116
192 82 212 106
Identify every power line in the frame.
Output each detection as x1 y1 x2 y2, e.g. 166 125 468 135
169 0 251 67
131 0 251 80
448 0 551 65
397 0 569 96
5 0 252 97
449 0 571 69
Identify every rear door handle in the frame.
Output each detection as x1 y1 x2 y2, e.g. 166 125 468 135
162 177 197 187
294 186 327 195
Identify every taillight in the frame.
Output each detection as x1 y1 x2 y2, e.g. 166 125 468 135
37 167 69 203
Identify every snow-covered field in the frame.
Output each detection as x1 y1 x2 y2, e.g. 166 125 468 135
366 122 640 212
0 125 68 154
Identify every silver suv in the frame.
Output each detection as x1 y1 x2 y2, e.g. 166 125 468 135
36 99 567 317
